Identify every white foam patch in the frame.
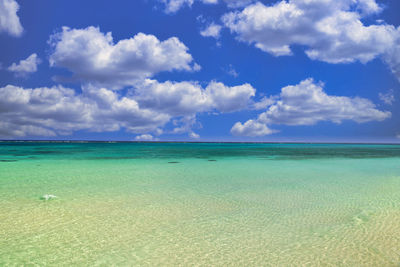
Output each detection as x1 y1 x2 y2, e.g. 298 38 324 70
40 194 57 201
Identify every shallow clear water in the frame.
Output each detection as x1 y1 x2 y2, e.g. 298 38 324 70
1 142 400 266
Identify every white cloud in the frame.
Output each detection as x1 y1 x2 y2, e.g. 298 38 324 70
0 0 23 37
134 79 256 116
134 80 211 117
135 134 158 141
49 26 198 89
231 78 391 137
160 0 193 13
252 96 275 110
171 115 200 134
205 81 255 112
159 0 217 13
222 0 400 79
189 131 200 139
383 37 400 82
83 85 170 134
356 0 382 15
0 79 256 138
133 79 255 135
8 53 41 77
0 85 90 137
200 23 222 39
0 84 170 138
379 89 395 105
231 120 276 137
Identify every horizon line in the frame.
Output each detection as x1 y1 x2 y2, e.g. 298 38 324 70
1 140 400 145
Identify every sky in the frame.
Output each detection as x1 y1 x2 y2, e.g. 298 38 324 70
0 0 399 142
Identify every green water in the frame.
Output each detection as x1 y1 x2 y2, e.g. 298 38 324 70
1 142 400 266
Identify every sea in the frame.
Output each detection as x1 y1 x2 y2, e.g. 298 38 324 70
1 142 399 266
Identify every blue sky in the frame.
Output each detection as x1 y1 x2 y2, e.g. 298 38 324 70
0 0 399 142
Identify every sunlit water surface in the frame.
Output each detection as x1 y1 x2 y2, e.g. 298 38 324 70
1 142 400 266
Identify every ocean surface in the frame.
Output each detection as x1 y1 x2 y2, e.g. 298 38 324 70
1 142 400 266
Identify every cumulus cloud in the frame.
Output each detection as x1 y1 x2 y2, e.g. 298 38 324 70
231 120 276 137
206 81 255 112
0 0 23 37
133 79 255 136
356 0 382 15
0 84 170 138
231 79 391 137
222 0 400 80
200 23 222 39
8 53 41 77
135 80 211 117
134 79 256 116
0 79 256 138
48 26 198 89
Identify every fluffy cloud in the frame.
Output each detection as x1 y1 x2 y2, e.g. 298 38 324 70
160 0 194 13
135 134 158 141
133 79 255 136
8 53 41 77
83 86 170 134
135 80 211 116
252 96 275 110
134 79 256 116
232 79 391 137
231 120 276 137
222 0 400 79
200 23 222 39
49 26 198 89
0 85 169 138
0 85 89 137
205 81 255 112
355 0 382 15
0 0 23 37
0 79 256 138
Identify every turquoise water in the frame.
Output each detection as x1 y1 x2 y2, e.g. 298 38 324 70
1 142 400 266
